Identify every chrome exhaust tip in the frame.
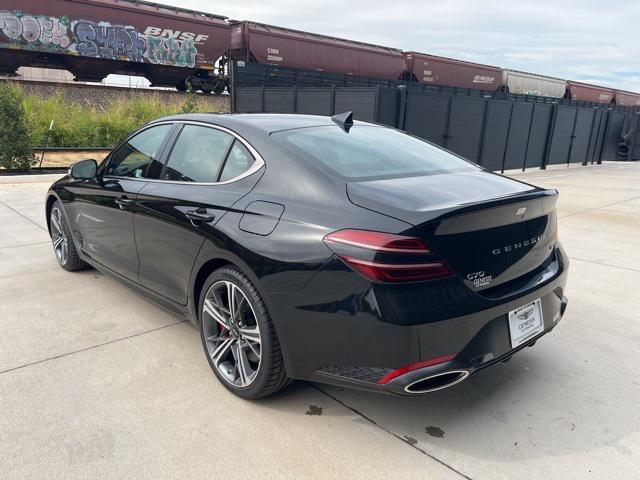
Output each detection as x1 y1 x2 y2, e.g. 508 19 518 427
403 369 470 394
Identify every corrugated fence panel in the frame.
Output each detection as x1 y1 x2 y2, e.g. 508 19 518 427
631 119 640 161
376 88 399 127
235 88 263 113
264 89 296 113
586 110 604 164
404 92 450 147
629 117 640 161
504 102 534 170
547 106 577 165
569 108 596 164
334 89 377 122
265 66 296 87
525 103 553 169
296 69 325 87
602 111 625 160
479 100 511 170
446 97 486 163
296 89 333 116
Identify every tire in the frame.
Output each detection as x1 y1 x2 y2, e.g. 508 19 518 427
198 266 290 399
49 201 89 272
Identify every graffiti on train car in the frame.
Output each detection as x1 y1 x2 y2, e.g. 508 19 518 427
146 35 197 67
0 9 199 67
73 20 146 62
0 10 71 48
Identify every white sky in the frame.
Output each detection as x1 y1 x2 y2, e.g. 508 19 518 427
146 0 639 92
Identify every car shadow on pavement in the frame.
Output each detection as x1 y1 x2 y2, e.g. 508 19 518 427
257 345 635 466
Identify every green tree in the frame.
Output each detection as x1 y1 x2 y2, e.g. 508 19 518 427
0 83 34 171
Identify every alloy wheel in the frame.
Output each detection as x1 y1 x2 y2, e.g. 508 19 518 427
202 280 262 388
50 207 68 266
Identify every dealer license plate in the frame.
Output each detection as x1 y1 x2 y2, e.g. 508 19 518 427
508 299 544 348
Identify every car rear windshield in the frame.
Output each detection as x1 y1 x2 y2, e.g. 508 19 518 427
271 125 477 181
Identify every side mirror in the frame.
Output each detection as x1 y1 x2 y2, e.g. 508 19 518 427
69 159 97 180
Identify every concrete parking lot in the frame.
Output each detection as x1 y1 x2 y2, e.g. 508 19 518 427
1 162 639 479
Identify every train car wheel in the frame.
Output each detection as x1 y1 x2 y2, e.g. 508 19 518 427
213 80 226 95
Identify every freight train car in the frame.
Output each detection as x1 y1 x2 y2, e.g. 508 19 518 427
565 80 614 104
501 69 566 98
0 0 230 93
614 89 640 107
402 52 502 90
228 21 406 81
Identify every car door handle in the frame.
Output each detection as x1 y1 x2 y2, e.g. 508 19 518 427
115 196 134 210
185 208 215 224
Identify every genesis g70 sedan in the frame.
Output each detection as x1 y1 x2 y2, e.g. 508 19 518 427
46 113 568 399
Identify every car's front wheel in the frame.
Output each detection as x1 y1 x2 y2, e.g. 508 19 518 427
198 266 290 399
49 201 88 271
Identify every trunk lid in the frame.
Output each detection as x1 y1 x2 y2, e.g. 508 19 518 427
347 170 558 293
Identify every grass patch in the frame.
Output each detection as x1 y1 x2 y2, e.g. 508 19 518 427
20 86 223 149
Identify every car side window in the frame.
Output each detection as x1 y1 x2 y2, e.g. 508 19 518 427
219 142 255 182
105 124 172 178
162 125 234 182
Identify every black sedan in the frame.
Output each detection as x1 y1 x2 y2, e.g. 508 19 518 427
46 112 568 399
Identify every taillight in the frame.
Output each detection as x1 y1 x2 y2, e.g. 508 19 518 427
323 229 430 253
323 229 453 283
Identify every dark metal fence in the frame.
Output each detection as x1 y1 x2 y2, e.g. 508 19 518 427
232 61 640 111
233 61 500 99
618 113 640 161
234 84 636 171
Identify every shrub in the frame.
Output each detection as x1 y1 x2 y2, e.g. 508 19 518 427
181 94 199 113
0 83 35 170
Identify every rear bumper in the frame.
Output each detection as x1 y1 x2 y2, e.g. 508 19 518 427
309 294 568 395
270 246 569 394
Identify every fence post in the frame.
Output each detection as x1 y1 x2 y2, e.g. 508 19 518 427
476 98 490 168
374 85 381 123
563 107 581 167
500 102 515 174
229 60 236 113
330 86 336 116
597 110 612 164
521 103 536 171
541 103 558 169
397 85 408 131
583 108 598 166
293 85 298 114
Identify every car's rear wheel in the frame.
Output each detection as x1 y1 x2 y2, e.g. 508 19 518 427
50 201 88 271
199 266 290 399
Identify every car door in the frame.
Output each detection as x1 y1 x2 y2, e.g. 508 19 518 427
134 122 264 305
76 123 175 281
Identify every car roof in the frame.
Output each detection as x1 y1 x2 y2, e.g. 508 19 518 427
151 113 375 134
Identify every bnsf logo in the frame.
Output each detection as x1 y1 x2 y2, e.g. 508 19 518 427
144 27 209 44
472 75 495 84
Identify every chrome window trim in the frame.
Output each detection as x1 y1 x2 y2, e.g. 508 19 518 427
102 120 265 186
